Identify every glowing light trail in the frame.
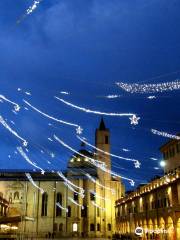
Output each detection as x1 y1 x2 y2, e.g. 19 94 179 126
89 190 110 201
54 135 135 186
23 100 80 128
68 197 84 209
116 80 180 94
57 171 84 194
25 173 44 194
77 135 141 167
55 97 136 118
91 201 105 211
0 95 20 111
151 129 180 140
56 202 68 212
0 116 27 146
64 182 84 197
85 173 115 194
17 147 45 174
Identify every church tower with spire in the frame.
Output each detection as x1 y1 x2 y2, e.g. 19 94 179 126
95 118 111 181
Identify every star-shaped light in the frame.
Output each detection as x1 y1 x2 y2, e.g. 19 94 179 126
130 180 135 186
134 160 141 168
14 105 20 112
23 141 28 147
50 153 55 158
129 114 140 125
76 126 83 135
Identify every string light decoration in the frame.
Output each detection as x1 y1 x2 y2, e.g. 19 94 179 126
89 190 110 201
17 147 45 174
129 115 140 125
68 197 84 209
54 135 135 186
54 97 139 124
0 116 28 146
76 126 83 135
151 129 180 140
25 173 44 194
23 100 80 128
63 182 84 198
56 202 68 213
85 173 115 194
116 80 180 94
147 96 156 99
91 201 105 211
76 135 141 168
54 135 107 168
60 91 70 95
0 94 20 112
105 95 121 99
57 171 85 194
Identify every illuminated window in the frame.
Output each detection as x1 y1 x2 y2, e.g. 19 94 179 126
73 223 78 232
56 193 62 217
41 192 48 216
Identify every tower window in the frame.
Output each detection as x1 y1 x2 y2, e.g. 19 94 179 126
41 192 48 216
105 135 109 144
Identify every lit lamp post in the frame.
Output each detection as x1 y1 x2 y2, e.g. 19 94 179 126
159 160 166 174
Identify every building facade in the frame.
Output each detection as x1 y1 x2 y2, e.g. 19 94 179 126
0 119 124 238
115 137 180 240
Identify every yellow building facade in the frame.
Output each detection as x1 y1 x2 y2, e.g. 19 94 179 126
0 119 124 238
115 137 180 240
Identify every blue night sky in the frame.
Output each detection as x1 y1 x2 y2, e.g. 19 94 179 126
0 0 180 189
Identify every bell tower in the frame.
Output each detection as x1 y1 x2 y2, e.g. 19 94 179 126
95 118 111 181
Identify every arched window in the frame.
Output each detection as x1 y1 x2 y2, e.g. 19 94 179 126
14 191 19 200
41 192 48 216
97 223 100 231
59 223 63 231
107 223 111 231
56 193 62 217
90 223 95 231
67 206 71 217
